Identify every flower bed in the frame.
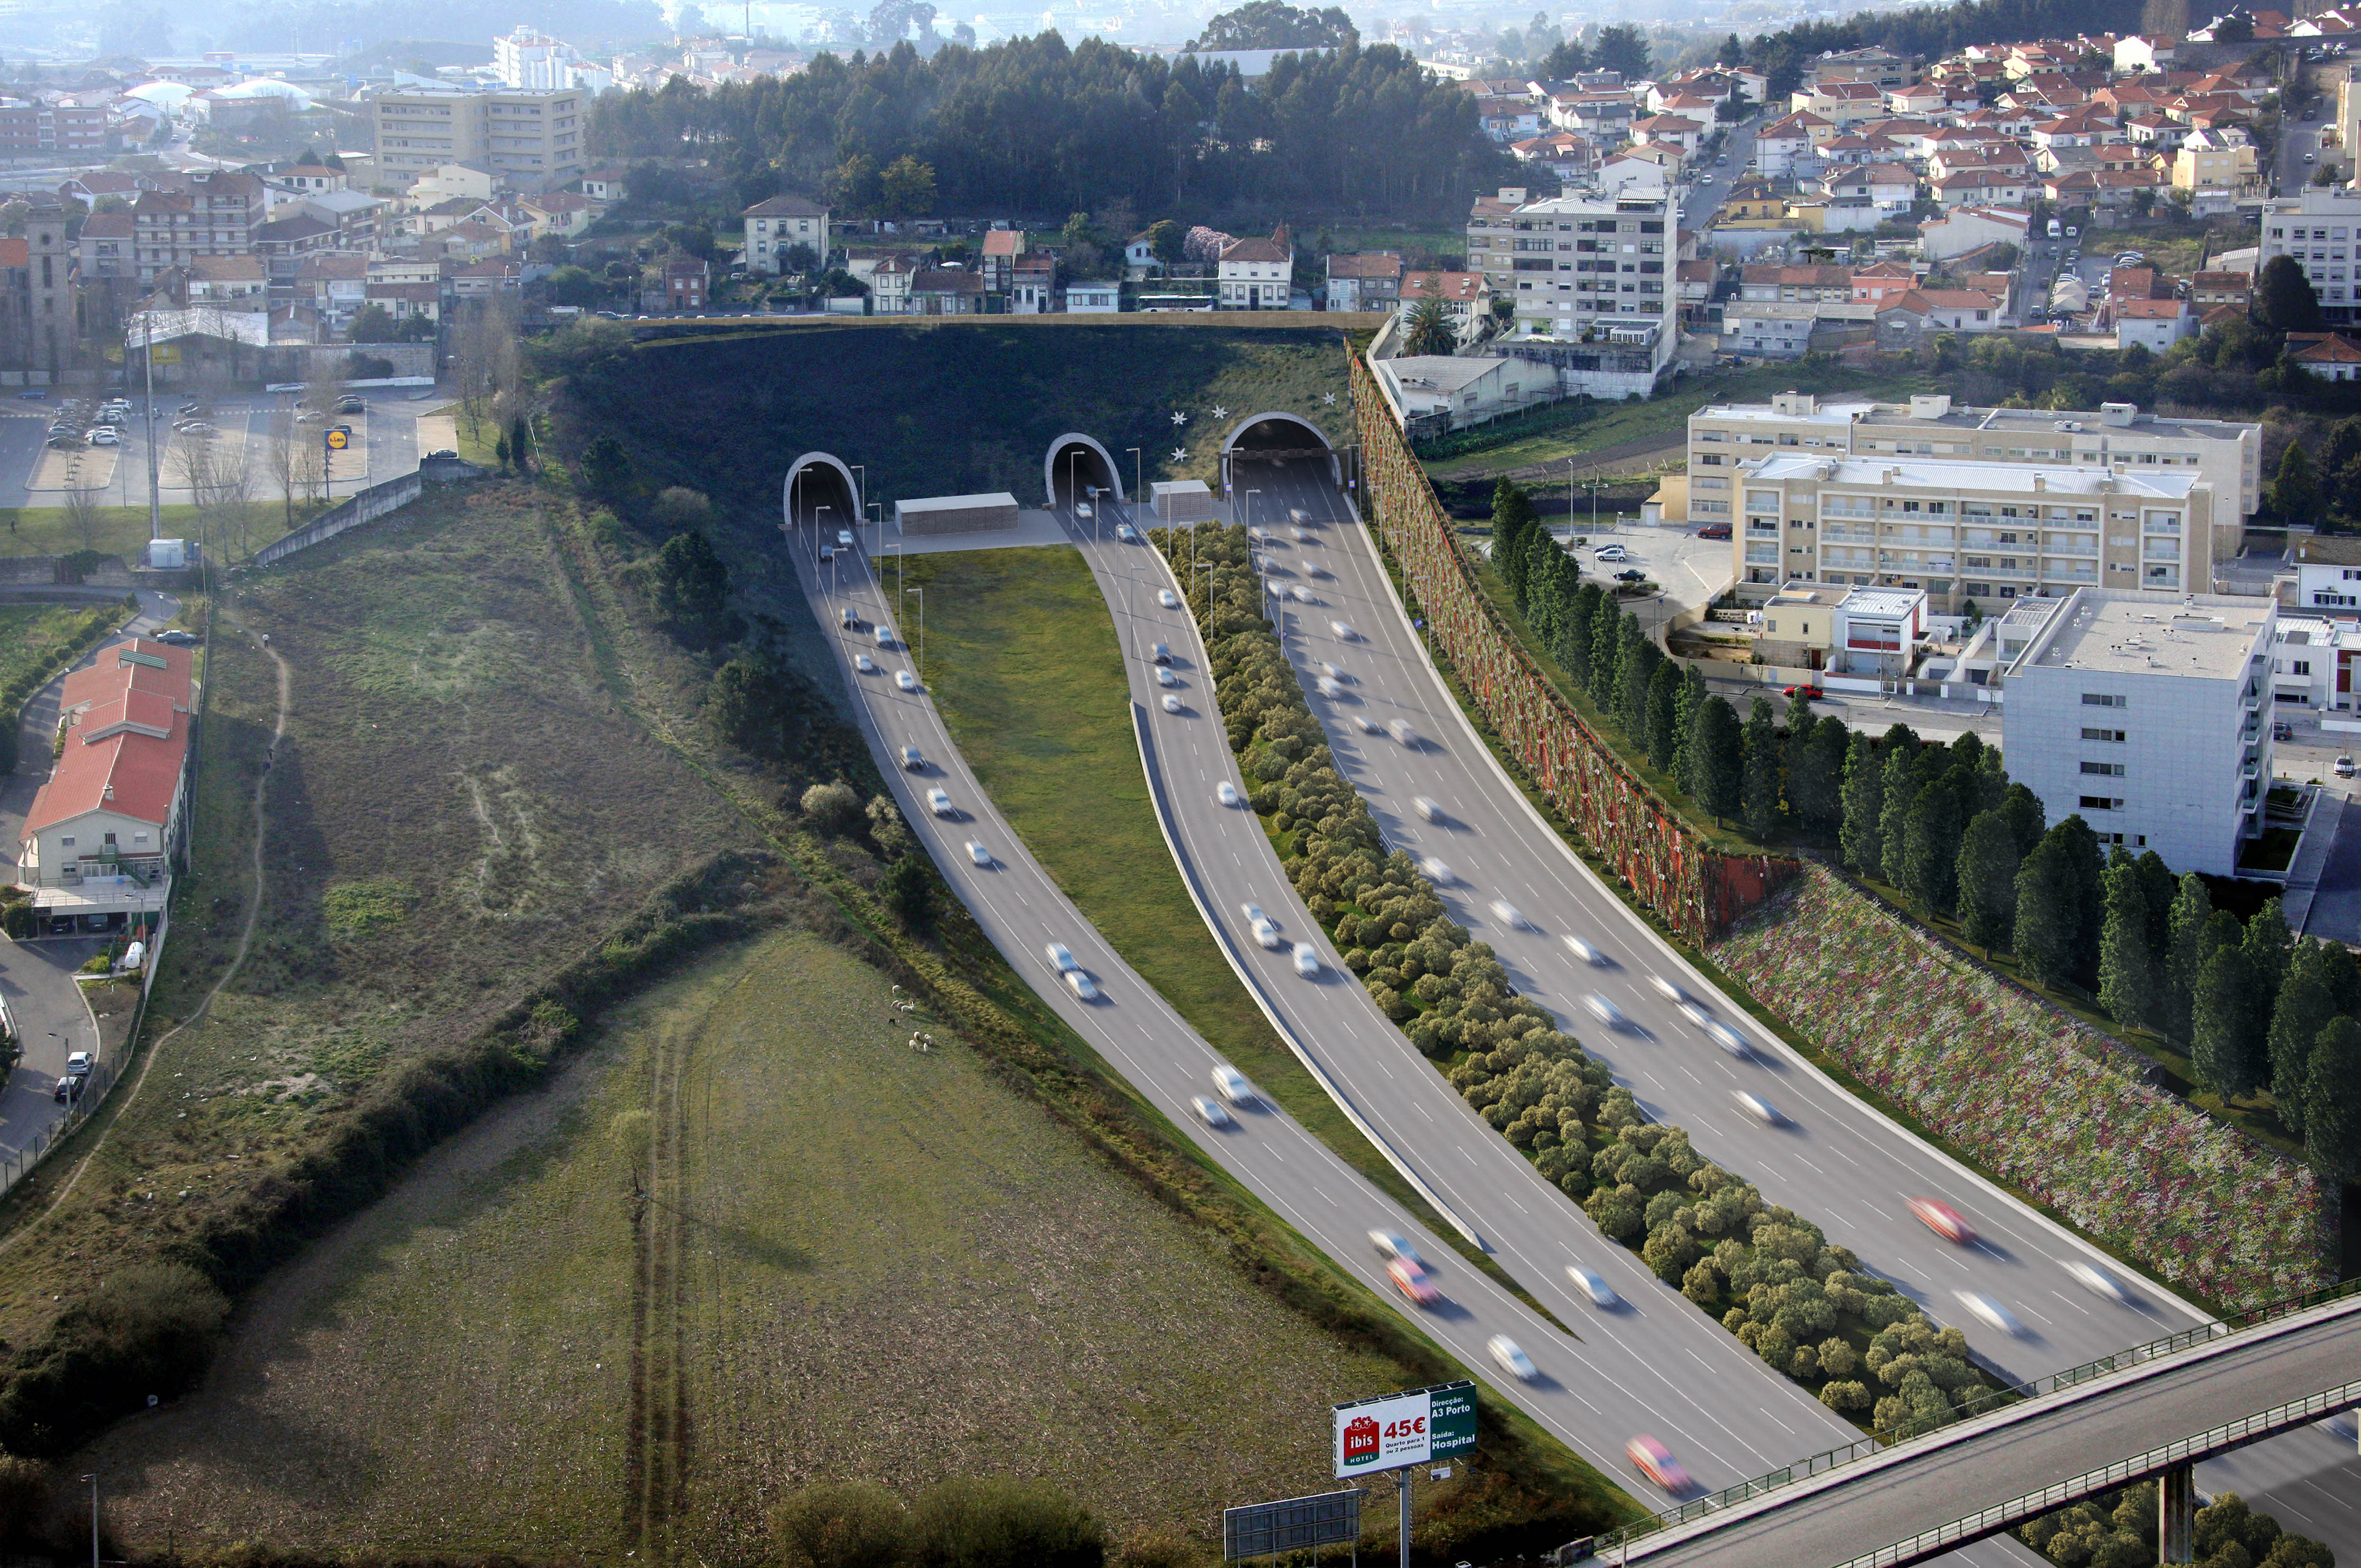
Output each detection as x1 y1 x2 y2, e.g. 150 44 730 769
1714 866 2337 1308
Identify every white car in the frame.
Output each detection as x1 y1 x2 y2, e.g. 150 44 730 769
1191 1094 1234 1129
1116 522 1139 543
1046 941 1078 972
1288 508 1310 525
1353 715 1380 734
1064 968 1100 1001
1161 693 1183 714
1292 526 1312 542
1216 781 1240 807
855 653 878 673
1157 666 1179 688
1387 719 1419 747
837 529 853 547
1291 584 1315 603
1703 1018 1750 1058
1292 942 1321 978
1413 796 1444 824
86 428 119 445
1488 899 1525 930
1679 999 1714 1030
1252 916 1283 949
2062 1259 2131 1304
1488 1335 1539 1383
900 746 924 771
927 787 953 816
1568 1265 1620 1308
1733 1091 1781 1125
1582 994 1627 1029
1954 1291 2026 1338
874 625 895 648
1317 676 1344 699
1213 1065 1257 1106
1593 544 1628 562
1564 934 1606 966
965 841 991 867
1419 855 1454 884
1152 643 1172 665
1368 1229 1420 1263
1074 502 1092 519
1304 560 1328 578
1648 975 1690 1004
1158 588 1180 609
896 669 918 691
1330 620 1358 640
1320 662 1344 681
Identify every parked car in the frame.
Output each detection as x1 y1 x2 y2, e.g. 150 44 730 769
1697 522 1732 539
1614 569 1645 583
2338 755 2356 778
1593 543 1628 561
335 396 365 414
154 629 200 646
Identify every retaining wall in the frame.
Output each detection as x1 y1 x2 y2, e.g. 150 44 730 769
1351 350 1792 944
248 457 483 569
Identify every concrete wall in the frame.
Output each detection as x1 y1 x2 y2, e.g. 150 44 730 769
249 458 484 568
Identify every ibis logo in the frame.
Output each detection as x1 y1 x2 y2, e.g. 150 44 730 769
1340 1416 1382 1468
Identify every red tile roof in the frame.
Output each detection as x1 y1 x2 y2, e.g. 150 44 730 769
23 640 194 837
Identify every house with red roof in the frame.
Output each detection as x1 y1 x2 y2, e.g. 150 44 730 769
2292 334 2361 381
16 639 196 927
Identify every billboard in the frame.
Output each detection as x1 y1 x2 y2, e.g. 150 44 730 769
1332 1381 1477 1477
1221 1488 1363 1561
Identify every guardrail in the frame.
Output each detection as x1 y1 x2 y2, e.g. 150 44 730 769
1557 1275 2361 1562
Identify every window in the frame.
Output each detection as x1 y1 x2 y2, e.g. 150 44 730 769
59 836 74 847
2080 761 2126 776
2081 727 2126 742
2081 692 2128 707
2079 796 2123 810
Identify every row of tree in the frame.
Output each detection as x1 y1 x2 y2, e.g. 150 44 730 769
587 33 1525 223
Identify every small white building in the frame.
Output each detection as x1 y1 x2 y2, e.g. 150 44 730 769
1063 281 1119 313
1218 223 1294 310
1366 355 1545 431
741 194 831 276
2288 535 2361 614
1917 205 2030 261
2269 615 2361 710
2115 298 2193 353
2001 589 2273 872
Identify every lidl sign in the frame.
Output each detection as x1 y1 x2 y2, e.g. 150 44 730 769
1332 1382 1476 1477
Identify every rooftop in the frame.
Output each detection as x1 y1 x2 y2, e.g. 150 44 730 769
2014 589 2272 679
1742 453 2198 500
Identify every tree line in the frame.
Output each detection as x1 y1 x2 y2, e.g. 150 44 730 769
1488 479 2361 1186
586 32 1526 224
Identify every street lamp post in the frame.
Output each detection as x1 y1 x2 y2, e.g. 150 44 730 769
904 586 924 682
80 1473 96 1568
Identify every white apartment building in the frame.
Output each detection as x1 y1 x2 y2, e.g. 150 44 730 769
372 88 584 194
1727 452 2216 615
2267 615 2361 710
2259 185 2361 327
2001 589 2274 872
1499 189 1678 343
1691 392 2257 605
494 26 580 89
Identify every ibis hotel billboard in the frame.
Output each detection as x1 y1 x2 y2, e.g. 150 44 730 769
1331 1382 1477 1477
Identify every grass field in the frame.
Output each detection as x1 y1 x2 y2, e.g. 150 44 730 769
0 501 328 563
1418 364 1936 481
0 603 112 694
82 929 1401 1560
2080 227 2212 281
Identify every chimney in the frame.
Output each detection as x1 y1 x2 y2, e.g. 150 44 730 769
2033 474 2046 491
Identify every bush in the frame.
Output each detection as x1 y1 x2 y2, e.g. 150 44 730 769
770 1480 909 1568
801 780 863 835
652 484 714 533
881 855 932 929
0 1264 229 1456
907 1476 1105 1568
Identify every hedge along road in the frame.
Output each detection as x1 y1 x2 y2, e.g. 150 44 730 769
1050 505 1917 1481
786 512 1872 1511
1242 452 2361 1554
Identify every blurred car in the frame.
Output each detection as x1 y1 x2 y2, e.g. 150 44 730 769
1954 1290 2025 1337
1368 1229 1420 1263
1648 975 1690 1004
1582 994 1627 1028
1679 999 1713 1030
1157 664 1179 689
1213 1065 1257 1106
44 434 81 448
1353 714 1380 734
1330 620 1358 640
874 625 895 648
965 841 991 867
2338 755 2356 778
895 669 918 691
927 787 953 816
1064 968 1100 1001
1317 675 1344 699
1292 526 1312 542
1242 903 1281 948
1046 942 1078 973
855 653 877 673
836 528 853 547
1703 1019 1750 1058
1292 941 1321 978
1216 781 1240 807
1733 1091 1781 1125
1488 1335 1538 1382
1321 662 1345 681
1419 855 1453 884
1158 588 1179 609
1908 1196 1977 1245
1413 797 1443 824
1488 899 1525 930
1568 1265 1619 1308
176 401 208 417
1288 507 1309 525
1161 693 1183 714
2062 1259 2131 1304
1304 559 1328 578
1626 1436 1691 1494
1291 583 1317 604
336 397 366 416
900 746 924 771
1115 522 1139 543
1191 1094 1234 1129
1152 642 1172 665
1387 718 1419 746
1386 1257 1440 1306
1564 934 1606 966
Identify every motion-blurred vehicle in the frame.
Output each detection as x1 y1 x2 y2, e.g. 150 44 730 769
1733 1091 1781 1125
1954 1290 2025 1337
1565 934 1606 966
1161 693 1184 714
1292 942 1321 978
1413 796 1444 823
927 788 953 816
1569 1265 1619 1307
1387 1257 1440 1306
1213 1065 1257 1106
1626 1436 1691 1494
1158 588 1179 609
1908 1196 1977 1245
1419 855 1453 884
1368 1229 1420 1263
1330 620 1358 639
2062 1259 2131 1304
1216 781 1240 807
965 841 990 866
1489 900 1525 929
1583 994 1627 1028
1387 718 1419 746
1192 1095 1234 1128
1488 1336 1538 1382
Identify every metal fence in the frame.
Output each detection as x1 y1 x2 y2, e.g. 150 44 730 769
0 1052 117 1196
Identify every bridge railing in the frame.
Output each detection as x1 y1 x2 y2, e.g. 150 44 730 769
1558 1275 2361 1563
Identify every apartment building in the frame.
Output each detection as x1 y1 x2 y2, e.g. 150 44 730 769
1725 450 2215 616
0 96 106 156
1485 189 1681 398
2000 589 2273 872
372 88 584 194
2259 185 2361 326
130 170 266 284
1465 186 1528 297
1691 392 2258 605
742 194 831 275
494 25 581 89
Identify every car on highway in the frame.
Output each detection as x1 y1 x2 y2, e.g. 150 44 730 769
896 669 918 691
1648 975 1690 1004
1217 781 1240 807
1564 934 1606 966
1161 693 1183 714
927 787 953 816
1368 1229 1421 1263
1697 522 1732 539
1290 583 1315 603
1352 714 1380 733
1582 993 1628 1029
1413 796 1443 823
1157 588 1179 609
965 840 992 867
1419 855 1453 884
1157 665 1179 688
1626 1436 1691 1494
855 653 877 673
2062 1258 2131 1303
1703 1018 1750 1058
1955 1290 2025 1337
1317 675 1344 699
1292 941 1321 978
1213 1065 1257 1106
1115 522 1139 543
1330 620 1357 640
836 528 853 547
818 544 835 563
1249 915 1283 950
1733 1091 1781 1125
1488 1335 1539 1382
1045 941 1078 973
1386 718 1419 746
1320 662 1344 681
1292 526 1311 542
1568 1265 1620 1308
1152 642 1172 665
1191 1094 1234 1129
1288 507 1310 525
1064 968 1100 1000
1386 1257 1440 1306
1304 559 1327 577
1908 1195 1977 1244
1489 899 1525 930
900 745 924 771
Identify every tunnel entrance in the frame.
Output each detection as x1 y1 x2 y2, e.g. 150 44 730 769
1219 412 1340 486
1044 434 1125 510
782 452 862 538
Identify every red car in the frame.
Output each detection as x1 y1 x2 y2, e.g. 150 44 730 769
1907 1196 1977 1245
1626 1435 1692 1494
1696 522 1732 539
1386 1257 1440 1306
1782 684 1822 701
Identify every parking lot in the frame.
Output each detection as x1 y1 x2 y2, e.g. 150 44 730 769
1555 520 1734 621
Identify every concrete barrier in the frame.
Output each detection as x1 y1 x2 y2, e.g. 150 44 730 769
249 458 484 569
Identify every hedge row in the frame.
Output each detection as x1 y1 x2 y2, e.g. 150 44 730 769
0 600 131 774
1153 521 1992 1427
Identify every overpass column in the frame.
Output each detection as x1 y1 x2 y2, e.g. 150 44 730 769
2159 1463 2197 1563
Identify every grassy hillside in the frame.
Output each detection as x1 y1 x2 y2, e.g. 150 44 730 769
81 930 1399 1560
549 322 1355 516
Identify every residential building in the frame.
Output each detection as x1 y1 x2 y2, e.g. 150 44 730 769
1400 271 1488 320
868 254 916 314
2265 615 2361 710
290 256 370 328
494 25 581 89
0 95 106 156
251 214 341 278
365 280 440 327
742 194 830 275
665 257 709 311
1065 282 1119 313
186 255 267 311
2191 271 2251 308
2116 297 2194 352
1691 392 2255 605
1217 223 1294 310
1724 302 1821 358
910 266 983 314
1366 355 1546 432
77 210 135 286
2170 130 2260 202
1756 582 1930 674
1738 264 1854 304
15 640 196 924
1322 252 1400 313
2292 334 2361 380
581 166 628 203
2288 535 2361 612
1011 251 1055 313
130 170 265 284
2000 589 2273 872
0 206 71 377
1875 289 2003 349
2259 186 2361 322
1467 186 1527 298
1918 205 2030 260
372 88 585 194
1497 188 1677 354
1510 130 1597 184
979 228 1024 292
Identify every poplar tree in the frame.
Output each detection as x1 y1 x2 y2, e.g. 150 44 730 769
2241 897 2294 1046
1564 582 1602 688
1840 731 1885 876
1646 660 1680 769
1902 777 1964 917
2164 873 2216 1041
1741 696 1783 841
2096 860 2160 1030
2192 938 2261 1101
2012 837 2076 988
1690 695 1744 824
2305 1016 2361 1185
1955 809 2021 954
1671 663 1708 785
2266 941 2339 1133
1877 744 1922 886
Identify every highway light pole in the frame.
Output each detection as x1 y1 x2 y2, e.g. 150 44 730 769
903 586 924 683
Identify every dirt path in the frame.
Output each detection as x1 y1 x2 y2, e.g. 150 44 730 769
625 1004 694 1557
0 614 292 1246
